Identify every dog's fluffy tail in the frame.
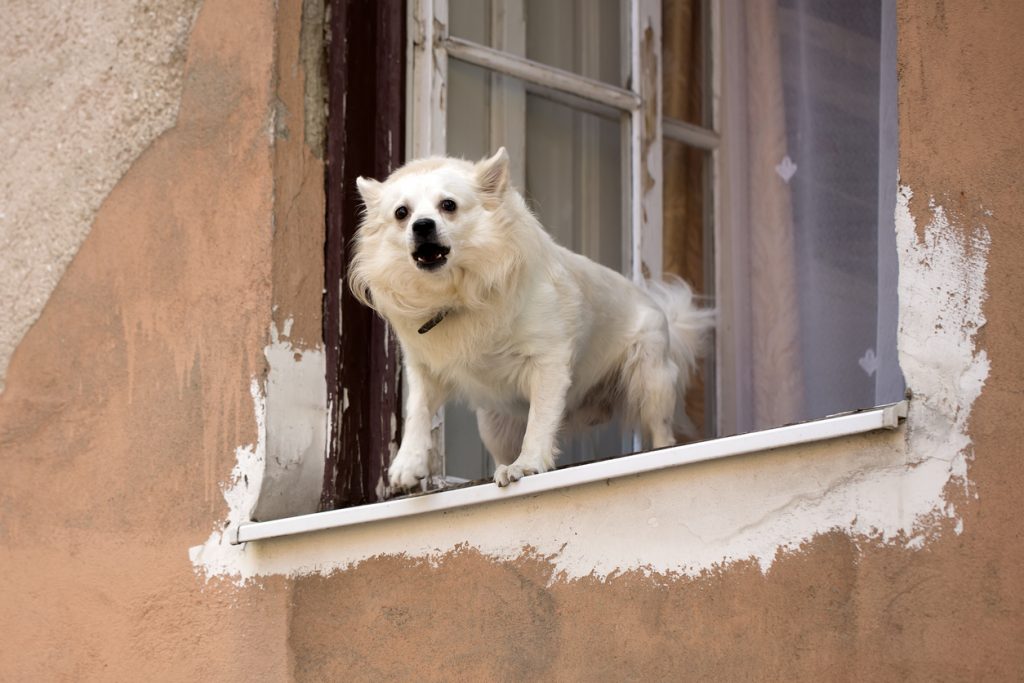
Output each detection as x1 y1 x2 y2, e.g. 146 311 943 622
645 276 716 434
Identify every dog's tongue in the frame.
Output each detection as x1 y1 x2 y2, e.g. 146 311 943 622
414 243 450 264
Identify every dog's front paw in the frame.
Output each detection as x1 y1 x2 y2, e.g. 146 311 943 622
493 462 540 487
388 449 431 491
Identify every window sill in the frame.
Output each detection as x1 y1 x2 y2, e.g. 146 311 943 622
232 401 908 545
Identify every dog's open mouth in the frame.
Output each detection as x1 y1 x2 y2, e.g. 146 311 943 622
412 243 451 270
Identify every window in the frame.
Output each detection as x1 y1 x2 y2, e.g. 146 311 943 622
414 0 678 482
243 0 904 534
409 0 903 484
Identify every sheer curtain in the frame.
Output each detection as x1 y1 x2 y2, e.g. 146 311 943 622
718 0 904 436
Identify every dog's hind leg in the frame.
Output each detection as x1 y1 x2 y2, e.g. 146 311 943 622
638 366 678 449
477 409 526 467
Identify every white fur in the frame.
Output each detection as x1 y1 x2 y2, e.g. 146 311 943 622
351 148 714 490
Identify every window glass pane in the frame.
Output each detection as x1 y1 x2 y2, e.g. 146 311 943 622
525 94 624 273
449 0 626 87
447 62 626 275
717 0 903 435
662 0 706 126
445 62 629 481
448 0 490 46
526 0 624 86
447 60 491 160
663 140 709 297
778 0 903 418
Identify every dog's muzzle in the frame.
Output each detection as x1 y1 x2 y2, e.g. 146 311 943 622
410 218 451 271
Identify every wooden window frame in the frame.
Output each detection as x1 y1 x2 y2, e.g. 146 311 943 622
411 0 670 283
321 0 406 510
319 0 719 508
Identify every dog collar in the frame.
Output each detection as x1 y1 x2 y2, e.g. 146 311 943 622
418 309 449 334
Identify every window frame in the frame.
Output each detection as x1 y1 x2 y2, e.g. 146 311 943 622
320 0 406 510
411 0 671 282
317 0 727 503
292 0 904 527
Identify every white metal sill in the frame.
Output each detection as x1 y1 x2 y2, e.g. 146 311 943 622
231 401 908 545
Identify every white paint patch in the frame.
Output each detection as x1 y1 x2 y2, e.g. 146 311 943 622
894 185 990 502
191 185 989 583
189 378 266 581
189 320 327 583
253 320 327 520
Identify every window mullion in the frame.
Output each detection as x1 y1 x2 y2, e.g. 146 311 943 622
409 0 450 484
630 0 663 283
708 0 722 437
488 0 527 189
410 0 449 159
663 116 720 150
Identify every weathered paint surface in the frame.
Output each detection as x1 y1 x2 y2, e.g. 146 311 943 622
270 0 327 349
0 0 201 392
3 0 1024 680
0 0 293 679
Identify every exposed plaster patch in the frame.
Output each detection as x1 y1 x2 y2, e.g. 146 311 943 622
191 185 988 584
894 185 989 498
189 318 328 583
189 378 266 582
0 0 201 392
253 319 327 520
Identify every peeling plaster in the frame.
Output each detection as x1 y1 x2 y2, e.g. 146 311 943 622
189 378 267 580
253 319 326 520
0 0 201 392
191 185 989 584
895 185 990 491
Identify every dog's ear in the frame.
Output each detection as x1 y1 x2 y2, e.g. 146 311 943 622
476 147 509 207
355 176 383 208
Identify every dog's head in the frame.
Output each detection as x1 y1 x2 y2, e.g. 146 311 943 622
350 148 517 316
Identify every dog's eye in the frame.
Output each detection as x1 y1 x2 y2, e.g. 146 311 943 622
394 206 409 220
440 199 457 213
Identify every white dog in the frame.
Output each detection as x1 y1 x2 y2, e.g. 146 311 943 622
351 149 713 490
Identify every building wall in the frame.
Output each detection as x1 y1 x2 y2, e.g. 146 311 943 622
0 0 295 679
2 1 1023 680
0 0 201 392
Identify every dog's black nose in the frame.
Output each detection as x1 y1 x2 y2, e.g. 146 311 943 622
412 218 436 239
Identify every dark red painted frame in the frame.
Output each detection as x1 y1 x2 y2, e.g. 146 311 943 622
321 0 405 510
